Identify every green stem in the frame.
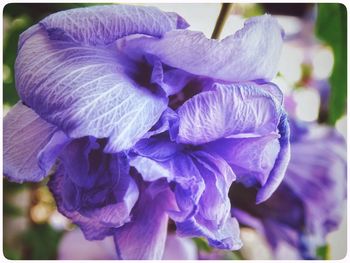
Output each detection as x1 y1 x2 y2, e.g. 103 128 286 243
211 3 233 39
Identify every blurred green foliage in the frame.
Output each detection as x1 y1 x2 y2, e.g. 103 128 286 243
316 244 330 260
193 237 212 252
315 3 347 125
21 223 63 260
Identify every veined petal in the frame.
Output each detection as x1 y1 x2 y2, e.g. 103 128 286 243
15 28 168 152
3 102 70 182
32 5 189 47
176 82 280 145
121 14 283 82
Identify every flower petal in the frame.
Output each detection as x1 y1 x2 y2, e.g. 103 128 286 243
205 133 281 187
256 111 290 203
130 156 172 182
176 216 242 250
16 28 168 152
121 14 283 82
3 102 69 182
176 82 280 145
174 152 242 250
48 139 138 240
34 5 188 47
114 183 172 259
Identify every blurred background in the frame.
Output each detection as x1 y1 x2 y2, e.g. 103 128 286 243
2 2 347 260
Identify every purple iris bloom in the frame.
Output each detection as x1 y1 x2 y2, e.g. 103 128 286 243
231 119 347 259
4 4 289 259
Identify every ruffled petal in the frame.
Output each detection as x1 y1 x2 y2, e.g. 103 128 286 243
121 14 283 82
176 216 242 250
32 5 188 47
174 151 242 250
176 82 280 145
15 27 168 152
3 102 70 182
48 138 138 240
114 182 172 259
205 133 280 187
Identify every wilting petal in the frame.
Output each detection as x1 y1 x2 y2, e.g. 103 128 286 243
170 154 206 220
16 28 168 152
121 14 283 82
193 151 235 226
176 82 280 145
49 139 138 240
114 183 172 259
3 102 70 182
33 5 188 47
174 152 241 250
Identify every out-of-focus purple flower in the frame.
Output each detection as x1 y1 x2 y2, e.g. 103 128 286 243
162 234 198 260
231 119 346 259
3 4 289 259
58 228 197 260
58 229 116 260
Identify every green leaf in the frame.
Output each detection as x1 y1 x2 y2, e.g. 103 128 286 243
316 244 330 260
315 3 347 125
193 237 212 252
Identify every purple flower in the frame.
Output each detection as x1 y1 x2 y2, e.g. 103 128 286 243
231 119 346 259
129 83 290 251
4 4 289 259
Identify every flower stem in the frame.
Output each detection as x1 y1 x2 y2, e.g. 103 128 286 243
211 3 233 39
